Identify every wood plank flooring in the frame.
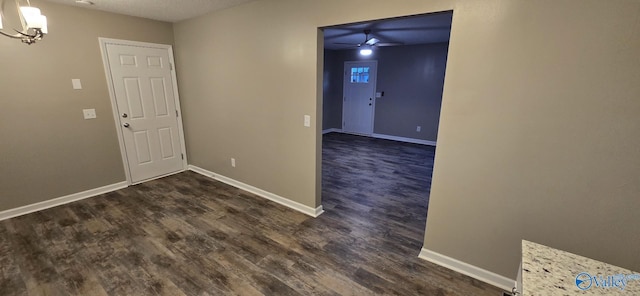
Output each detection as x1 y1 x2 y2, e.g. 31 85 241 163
0 132 505 295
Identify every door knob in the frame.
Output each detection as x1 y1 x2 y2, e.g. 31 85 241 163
123 123 130 128
122 113 128 118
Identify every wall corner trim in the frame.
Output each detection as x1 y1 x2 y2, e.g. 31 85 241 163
0 181 128 221
418 247 515 292
188 165 324 218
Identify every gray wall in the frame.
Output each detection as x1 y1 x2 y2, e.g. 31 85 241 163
322 50 344 129
424 0 640 278
3 0 640 283
175 0 640 279
0 0 174 211
323 43 449 142
4 0 639 285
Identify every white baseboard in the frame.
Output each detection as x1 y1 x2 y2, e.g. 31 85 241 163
371 133 436 146
323 129 436 146
322 128 341 134
188 165 324 218
418 247 515 292
0 181 128 221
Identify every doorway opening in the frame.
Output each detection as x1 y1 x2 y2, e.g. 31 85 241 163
319 11 453 247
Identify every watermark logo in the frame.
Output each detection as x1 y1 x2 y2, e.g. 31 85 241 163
575 272 640 291
575 272 593 290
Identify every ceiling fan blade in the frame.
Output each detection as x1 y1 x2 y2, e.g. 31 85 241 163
365 37 379 46
375 42 405 47
324 30 364 40
333 42 364 49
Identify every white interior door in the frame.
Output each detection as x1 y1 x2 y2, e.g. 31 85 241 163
342 61 377 135
105 42 184 183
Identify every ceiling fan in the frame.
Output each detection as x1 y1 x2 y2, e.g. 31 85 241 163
334 29 404 50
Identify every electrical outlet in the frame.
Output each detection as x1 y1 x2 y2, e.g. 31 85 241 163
304 115 311 127
231 158 236 167
416 126 421 132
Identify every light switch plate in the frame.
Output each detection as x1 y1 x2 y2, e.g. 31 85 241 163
72 79 82 90
83 109 96 119
304 115 311 127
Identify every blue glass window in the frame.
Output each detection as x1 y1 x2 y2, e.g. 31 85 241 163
350 67 369 83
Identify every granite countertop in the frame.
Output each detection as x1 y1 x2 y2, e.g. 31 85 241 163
522 240 640 295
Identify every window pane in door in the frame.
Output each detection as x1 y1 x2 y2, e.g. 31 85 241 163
350 67 370 83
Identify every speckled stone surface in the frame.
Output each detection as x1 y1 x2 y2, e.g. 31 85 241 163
522 240 640 295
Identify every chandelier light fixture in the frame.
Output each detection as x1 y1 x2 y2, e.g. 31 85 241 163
0 0 48 45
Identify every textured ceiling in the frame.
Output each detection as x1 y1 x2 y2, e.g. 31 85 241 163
43 0 260 22
324 11 453 50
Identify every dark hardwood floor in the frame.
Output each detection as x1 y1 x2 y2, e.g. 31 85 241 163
0 132 505 295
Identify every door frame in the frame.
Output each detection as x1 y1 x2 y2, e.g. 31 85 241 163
342 60 378 135
98 38 188 185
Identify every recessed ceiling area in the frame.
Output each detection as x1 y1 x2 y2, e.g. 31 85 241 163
43 0 261 22
323 11 453 50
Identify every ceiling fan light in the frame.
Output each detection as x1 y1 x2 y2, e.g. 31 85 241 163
360 48 373 56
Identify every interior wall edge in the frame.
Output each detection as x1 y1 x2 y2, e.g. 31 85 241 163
418 247 514 292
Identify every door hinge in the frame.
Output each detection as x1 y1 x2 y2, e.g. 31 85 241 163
342 121 345 128
175 110 179 117
181 153 184 160
344 96 346 102
170 63 174 71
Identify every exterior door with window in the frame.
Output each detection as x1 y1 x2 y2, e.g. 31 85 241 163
342 61 377 135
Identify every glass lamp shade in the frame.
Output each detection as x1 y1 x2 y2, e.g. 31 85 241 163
20 6 43 29
39 15 47 33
